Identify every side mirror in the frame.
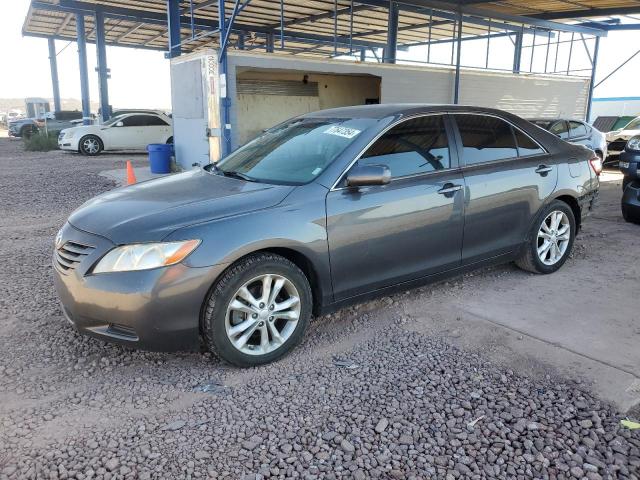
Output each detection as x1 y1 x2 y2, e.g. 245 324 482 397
346 164 391 187
115 121 124 127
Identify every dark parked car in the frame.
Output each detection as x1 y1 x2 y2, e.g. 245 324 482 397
53 105 601 366
529 118 607 162
8 110 84 138
620 135 640 223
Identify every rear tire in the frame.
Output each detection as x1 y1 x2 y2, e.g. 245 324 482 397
79 135 103 156
202 253 312 367
515 200 576 274
21 125 37 138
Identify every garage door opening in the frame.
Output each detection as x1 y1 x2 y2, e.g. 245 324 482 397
235 68 381 146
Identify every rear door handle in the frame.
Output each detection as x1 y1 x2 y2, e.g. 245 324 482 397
535 165 553 175
437 183 462 197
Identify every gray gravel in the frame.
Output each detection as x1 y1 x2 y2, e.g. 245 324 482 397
0 136 638 479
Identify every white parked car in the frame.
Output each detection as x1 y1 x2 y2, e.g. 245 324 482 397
606 116 640 155
58 112 172 156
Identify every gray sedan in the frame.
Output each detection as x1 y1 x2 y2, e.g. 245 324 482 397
53 105 600 366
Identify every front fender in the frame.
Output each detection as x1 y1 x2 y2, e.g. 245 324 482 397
163 183 333 305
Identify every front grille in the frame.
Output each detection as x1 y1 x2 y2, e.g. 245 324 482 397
609 140 627 151
55 241 95 273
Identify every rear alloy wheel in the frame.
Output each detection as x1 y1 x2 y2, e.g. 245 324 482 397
79 135 103 156
516 200 576 274
202 253 312 367
536 211 571 266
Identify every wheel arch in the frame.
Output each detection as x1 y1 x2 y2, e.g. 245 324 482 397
200 246 326 321
78 133 104 153
257 247 323 315
547 193 582 232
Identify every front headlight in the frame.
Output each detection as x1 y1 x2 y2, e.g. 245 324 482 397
626 135 640 152
93 240 200 273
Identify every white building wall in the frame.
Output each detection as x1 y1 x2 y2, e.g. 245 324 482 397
590 98 640 118
225 52 591 149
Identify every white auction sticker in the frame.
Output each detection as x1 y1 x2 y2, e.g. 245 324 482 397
323 125 361 139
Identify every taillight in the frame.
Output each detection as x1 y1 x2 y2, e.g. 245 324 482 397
589 156 602 177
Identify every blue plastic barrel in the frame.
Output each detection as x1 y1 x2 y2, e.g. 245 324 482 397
147 143 173 174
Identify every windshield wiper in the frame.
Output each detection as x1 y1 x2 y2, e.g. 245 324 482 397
221 170 257 182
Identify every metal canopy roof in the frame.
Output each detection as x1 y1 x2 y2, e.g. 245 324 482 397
22 0 640 57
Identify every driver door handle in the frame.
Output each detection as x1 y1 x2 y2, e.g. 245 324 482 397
535 165 553 175
438 183 462 196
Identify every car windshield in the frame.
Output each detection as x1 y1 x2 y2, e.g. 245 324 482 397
215 117 375 185
103 115 128 126
623 118 640 130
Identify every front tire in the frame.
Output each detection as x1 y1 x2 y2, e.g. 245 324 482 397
622 206 640 224
515 200 576 274
79 135 103 156
202 253 312 367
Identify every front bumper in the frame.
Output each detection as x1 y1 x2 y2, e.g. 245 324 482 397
53 223 228 351
622 181 640 220
58 134 77 151
607 139 629 155
619 150 640 181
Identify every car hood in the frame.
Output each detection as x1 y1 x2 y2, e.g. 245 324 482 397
68 169 295 244
607 129 639 141
61 125 102 136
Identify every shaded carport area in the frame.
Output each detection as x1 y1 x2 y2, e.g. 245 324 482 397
19 0 640 408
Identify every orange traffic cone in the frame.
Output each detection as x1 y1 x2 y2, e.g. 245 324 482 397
126 160 137 185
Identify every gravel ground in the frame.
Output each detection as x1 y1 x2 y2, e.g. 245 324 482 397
0 136 638 479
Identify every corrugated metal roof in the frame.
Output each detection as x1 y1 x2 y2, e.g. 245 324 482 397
21 0 640 57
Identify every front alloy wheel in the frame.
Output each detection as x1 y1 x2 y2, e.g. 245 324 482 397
79 135 103 156
225 274 301 356
202 253 312 367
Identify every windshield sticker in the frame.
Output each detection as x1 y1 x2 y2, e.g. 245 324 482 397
311 167 322 176
323 125 361 139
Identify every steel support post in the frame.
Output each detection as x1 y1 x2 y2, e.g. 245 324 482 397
266 32 275 52
512 29 523 73
218 0 232 156
95 11 111 121
385 1 399 63
585 36 600 122
453 12 462 104
47 38 61 113
75 14 91 125
166 0 182 58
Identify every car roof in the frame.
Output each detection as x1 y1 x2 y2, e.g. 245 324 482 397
303 103 528 120
528 118 586 123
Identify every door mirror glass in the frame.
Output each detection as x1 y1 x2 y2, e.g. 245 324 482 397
346 164 391 187
115 121 124 127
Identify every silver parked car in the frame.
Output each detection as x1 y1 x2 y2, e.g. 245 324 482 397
530 119 607 162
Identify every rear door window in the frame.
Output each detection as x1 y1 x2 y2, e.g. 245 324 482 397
121 115 145 127
568 121 588 138
454 114 518 165
550 121 569 139
513 128 545 156
139 115 169 126
359 115 451 177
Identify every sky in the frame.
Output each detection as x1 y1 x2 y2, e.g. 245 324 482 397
1 0 639 112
